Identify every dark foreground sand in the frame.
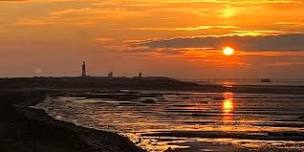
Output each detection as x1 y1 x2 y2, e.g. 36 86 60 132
0 89 146 152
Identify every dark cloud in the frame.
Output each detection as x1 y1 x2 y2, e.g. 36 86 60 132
131 33 304 51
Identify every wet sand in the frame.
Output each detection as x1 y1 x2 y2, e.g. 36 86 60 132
0 89 146 152
37 90 304 152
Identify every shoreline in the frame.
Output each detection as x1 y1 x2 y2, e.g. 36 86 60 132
0 90 146 152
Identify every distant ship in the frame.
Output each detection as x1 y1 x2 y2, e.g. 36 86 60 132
261 78 271 83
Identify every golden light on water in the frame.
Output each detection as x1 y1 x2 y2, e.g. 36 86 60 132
222 93 235 126
223 99 234 113
223 46 235 56
222 92 235 113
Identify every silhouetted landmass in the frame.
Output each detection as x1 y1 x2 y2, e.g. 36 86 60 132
0 76 304 94
0 76 200 89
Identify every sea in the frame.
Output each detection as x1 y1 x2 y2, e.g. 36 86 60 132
190 79 304 87
33 79 304 152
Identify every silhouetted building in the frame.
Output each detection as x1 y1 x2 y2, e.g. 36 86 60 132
82 61 87 77
108 72 113 78
138 72 143 78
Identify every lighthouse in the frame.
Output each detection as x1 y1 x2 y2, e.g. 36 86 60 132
81 61 87 77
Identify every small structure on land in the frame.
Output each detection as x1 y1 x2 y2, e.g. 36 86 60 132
108 72 113 78
138 72 143 78
261 78 271 83
81 61 87 77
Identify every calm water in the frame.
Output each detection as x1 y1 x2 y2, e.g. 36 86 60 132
191 79 304 87
33 90 304 152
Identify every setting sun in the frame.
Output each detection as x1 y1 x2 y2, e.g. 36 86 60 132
223 47 235 56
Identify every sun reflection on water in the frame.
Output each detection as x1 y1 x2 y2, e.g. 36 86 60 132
222 93 235 128
222 92 235 113
223 99 234 113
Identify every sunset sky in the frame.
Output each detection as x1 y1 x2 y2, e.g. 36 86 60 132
1 0 304 79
